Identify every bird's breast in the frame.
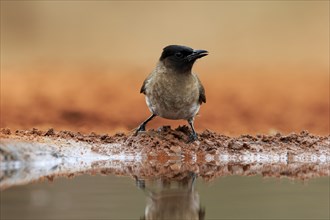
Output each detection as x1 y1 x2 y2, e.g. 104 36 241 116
145 72 200 120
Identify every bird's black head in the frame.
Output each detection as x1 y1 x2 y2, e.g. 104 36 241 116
159 45 208 72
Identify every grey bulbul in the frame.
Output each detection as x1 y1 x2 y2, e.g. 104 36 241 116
135 45 208 141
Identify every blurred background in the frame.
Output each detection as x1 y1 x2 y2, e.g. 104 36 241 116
1 1 329 135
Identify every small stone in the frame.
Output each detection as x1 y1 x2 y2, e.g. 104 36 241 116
205 154 215 162
170 146 181 153
100 134 108 140
300 130 309 136
207 149 217 154
44 128 55 136
275 132 282 137
115 132 125 137
204 139 214 146
242 143 250 149
1 128 11 135
158 126 171 132
170 163 181 171
149 151 157 157
228 141 243 150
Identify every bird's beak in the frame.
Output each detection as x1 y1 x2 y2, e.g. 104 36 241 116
186 49 209 62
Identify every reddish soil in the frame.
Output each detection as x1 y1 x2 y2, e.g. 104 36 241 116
1 127 329 189
1 126 329 190
1 70 329 135
1 126 329 162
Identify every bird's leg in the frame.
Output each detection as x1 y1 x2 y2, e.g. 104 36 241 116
187 118 198 142
134 176 154 198
135 114 156 134
134 175 146 190
188 172 197 192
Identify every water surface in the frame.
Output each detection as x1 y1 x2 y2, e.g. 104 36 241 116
1 174 329 219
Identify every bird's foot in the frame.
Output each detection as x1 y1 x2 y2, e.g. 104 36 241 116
188 133 198 143
134 176 145 190
134 124 146 135
188 171 197 180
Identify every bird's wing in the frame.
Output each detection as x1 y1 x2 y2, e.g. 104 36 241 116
195 74 206 104
140 73 152 94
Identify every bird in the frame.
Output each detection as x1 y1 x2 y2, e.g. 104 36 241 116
135 173 205 220
135 45 208 142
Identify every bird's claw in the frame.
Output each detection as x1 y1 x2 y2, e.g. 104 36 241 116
188 133 198 143
134 176 146 190
134 124 146 135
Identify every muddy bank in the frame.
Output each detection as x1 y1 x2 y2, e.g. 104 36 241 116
1 126 329 161
1 127 329 189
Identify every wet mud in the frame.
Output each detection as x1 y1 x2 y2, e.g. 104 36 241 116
1 126 329 158
1 127 329 160
1 127 329 189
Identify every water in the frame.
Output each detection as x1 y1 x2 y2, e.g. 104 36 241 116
1 173 329 219
1 136 329 219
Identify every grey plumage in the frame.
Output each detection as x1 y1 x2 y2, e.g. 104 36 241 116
136 45 208 141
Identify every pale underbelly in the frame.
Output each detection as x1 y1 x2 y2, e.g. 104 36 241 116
146 96 200 120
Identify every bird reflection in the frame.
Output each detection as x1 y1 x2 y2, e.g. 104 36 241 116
135 173 205 220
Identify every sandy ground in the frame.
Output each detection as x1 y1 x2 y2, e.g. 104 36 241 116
1 70 329 135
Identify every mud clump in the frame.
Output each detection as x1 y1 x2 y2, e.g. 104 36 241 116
0 128 11 135
44 128 55 136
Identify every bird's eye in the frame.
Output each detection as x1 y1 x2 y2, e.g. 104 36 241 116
175 52 183 58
